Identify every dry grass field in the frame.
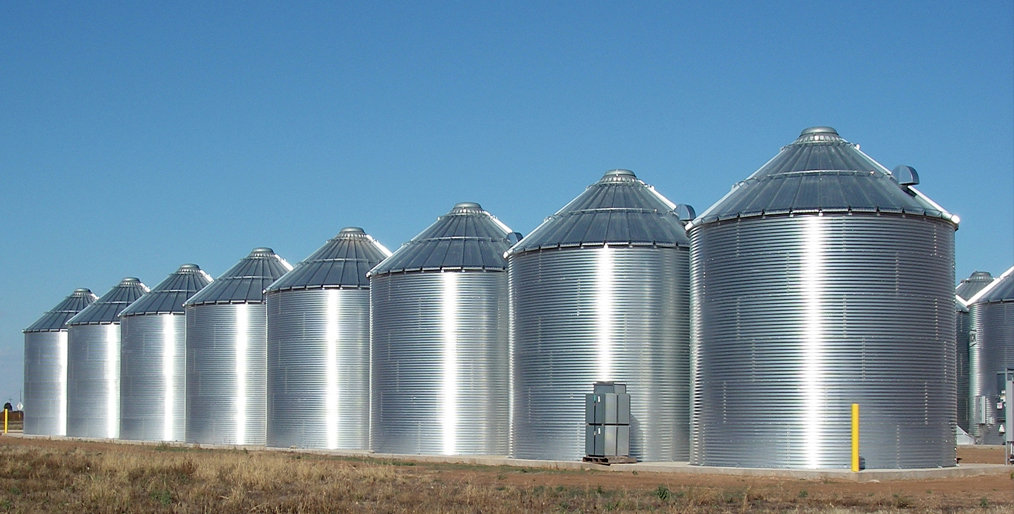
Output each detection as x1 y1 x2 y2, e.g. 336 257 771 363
0 437 1010 513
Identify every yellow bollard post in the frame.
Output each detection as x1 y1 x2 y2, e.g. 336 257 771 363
3 409 7 435
851 403 859 472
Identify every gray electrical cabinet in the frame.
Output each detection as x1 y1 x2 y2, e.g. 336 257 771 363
584 382 634 463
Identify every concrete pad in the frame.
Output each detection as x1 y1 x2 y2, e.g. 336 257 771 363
6 433 1009 481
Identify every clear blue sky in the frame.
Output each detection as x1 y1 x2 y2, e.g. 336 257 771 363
2 2 1012 404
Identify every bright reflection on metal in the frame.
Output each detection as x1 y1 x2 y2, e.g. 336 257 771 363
162 315 176 441
105 324 118 439
442 272 458 455
326 290 340 450
235 304 248 445
596 246 614 381
802 216 824 468
58 332 68 435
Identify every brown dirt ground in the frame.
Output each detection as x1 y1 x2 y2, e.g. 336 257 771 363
0 436 1011 513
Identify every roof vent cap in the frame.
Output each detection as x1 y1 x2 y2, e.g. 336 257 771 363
250 247 275 255
451 202 483 213
675 204 696 222
891 165 920 186
800 126 838 136
339 227 366 235
73 288 92 294
178 264 200 271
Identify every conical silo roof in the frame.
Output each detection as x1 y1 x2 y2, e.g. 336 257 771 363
184 248 292 306
691 127 958 226
369 203 515 276
508 169 688 255
956 271 994 302
120 264 214 317
970 265 1014 305
67 278 150 326
267 228 391 292
24 288 98 332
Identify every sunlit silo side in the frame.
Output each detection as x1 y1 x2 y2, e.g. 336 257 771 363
370 203 516 455
688 127 958 469
508 169 691 462
265 228 390 450
119 264 213 442
184 248 291 446
968 266 1014 445
66 278 149 439
23 288 97 436
956 297 971 432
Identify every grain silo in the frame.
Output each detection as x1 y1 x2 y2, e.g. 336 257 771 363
265 228 390 450
184 248 292 445
968 265 1014 445
508 169 691 462
119 264 213 442
688 127 958 469
370 203 516 455
23 288 97 436
954 271 993 435
66 278 150 439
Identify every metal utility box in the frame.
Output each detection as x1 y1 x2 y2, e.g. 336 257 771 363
585 424 630 457
584 381 633 463
585 392 630 425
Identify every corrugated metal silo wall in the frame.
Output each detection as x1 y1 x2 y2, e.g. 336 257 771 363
969 301 1014 444
509 246 689 462
120 314 187 441
370 271 509 455
66 324 122 438
690 215 955 469
956 307 970 432
266 289 371 450
23 331 68 436
186 303 268 445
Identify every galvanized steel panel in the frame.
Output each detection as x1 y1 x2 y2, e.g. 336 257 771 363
186 303 268 445
371 271 509 455
67 323 124 438
690 215 956 469
185 248 292 306
691 127 954 225
267 228 390 292
24 289 96 333
120 314 187 441
267 289 371 449
371 203 514 275
509 246 690 461
508 170 688 253
120 264 213 317
23 331 69 436
23 288 96 436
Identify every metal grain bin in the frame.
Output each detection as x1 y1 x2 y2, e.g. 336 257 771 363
184 248 291 446
66 278 150 439
119 264 213 442
688 127 958 469
508 169 691 462
954 271 993 435
265 228 390 450
370 202 516 455
968 266 1014 444
23 288 97 436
